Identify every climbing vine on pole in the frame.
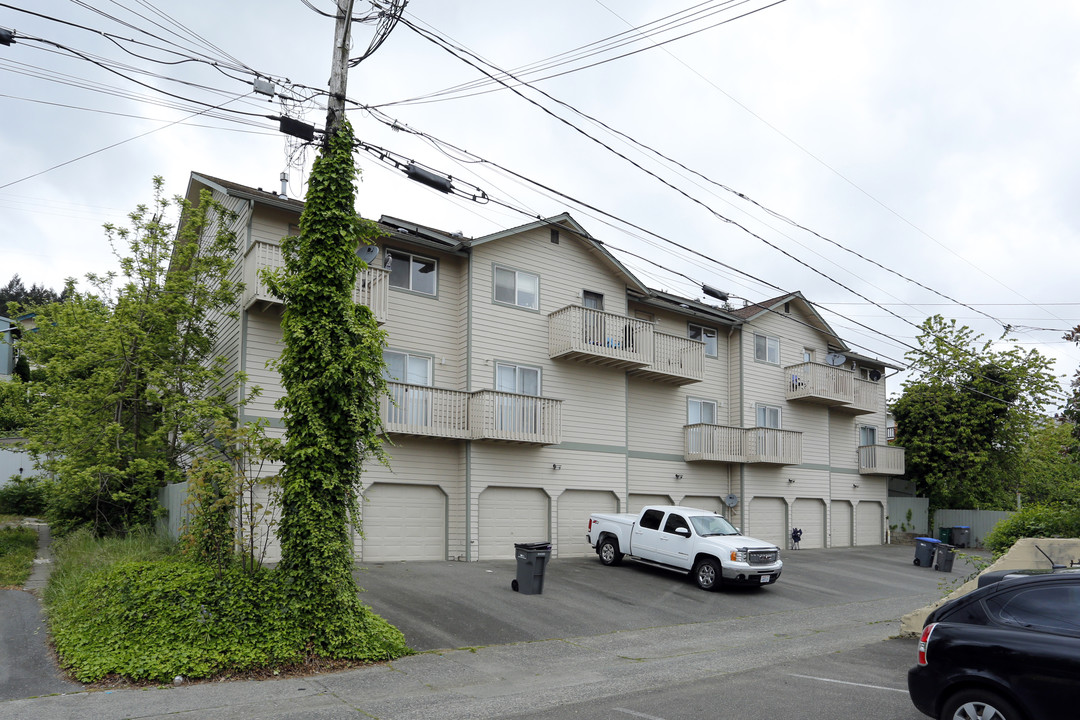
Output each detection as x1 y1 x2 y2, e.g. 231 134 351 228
264 119 393 656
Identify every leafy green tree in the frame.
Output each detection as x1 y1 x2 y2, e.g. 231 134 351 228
892 315 1058 510
1064 324 1080 450
1014 418 1080 506
0 274 64 315
264 119 390 657
17 178 241 535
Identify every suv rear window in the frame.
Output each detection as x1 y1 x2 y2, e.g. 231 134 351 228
985 584 1080 635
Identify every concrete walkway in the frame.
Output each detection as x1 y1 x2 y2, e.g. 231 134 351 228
0 520 82 701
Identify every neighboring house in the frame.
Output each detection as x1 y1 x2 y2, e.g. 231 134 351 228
0 315 17 380
182 172 905 562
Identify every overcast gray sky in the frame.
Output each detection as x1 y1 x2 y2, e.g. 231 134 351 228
2 0 1078 403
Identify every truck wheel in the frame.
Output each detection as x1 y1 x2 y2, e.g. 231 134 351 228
599 537 623 566
693 558 721 591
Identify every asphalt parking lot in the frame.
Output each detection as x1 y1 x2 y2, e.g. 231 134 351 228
353 543 967 651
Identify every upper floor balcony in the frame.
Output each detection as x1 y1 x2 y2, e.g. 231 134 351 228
549 305 704 383
858 444 905 475
242 240 389 323
684 424 803 465
380 382 561 445
785 361 877 415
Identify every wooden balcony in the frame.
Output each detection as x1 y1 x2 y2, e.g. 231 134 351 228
785 362 854 406
380 383 470 439
858 444 905 475
630 332 705 385
746 428 803 465
470 390 562 445
837 378 881 415
242 240 389 323
549 306 653 370
380 383 561 445
684 424 746 463
684 425 803 465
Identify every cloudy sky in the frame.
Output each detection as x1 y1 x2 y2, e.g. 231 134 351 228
2 0 1078 403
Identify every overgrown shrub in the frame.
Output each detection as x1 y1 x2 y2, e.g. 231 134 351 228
0 527 38 586
0 474 47 515
44 529 410 683
983 504 1080 556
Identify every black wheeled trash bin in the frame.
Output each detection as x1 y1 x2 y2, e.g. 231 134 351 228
934 544 955 572
914 537 941 567
951 526 970 548
512 542 551 594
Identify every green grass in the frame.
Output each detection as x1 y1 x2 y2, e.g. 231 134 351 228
43 527 175 608
0 526 38 586
0 514 21 525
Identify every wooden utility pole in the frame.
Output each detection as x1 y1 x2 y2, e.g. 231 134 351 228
325 0 356 141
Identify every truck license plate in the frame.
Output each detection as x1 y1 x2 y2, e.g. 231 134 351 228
760 575 771 584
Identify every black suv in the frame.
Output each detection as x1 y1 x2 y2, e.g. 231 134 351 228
908 570 1080 720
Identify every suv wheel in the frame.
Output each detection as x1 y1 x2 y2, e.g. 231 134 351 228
941 689 1021 720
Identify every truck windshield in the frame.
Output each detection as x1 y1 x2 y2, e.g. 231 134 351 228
690 515 739 537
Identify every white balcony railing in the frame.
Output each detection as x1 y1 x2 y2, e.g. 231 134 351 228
381 383 561 445
746 428 803 465
632 332 705 384
549 305 653 369
786 361 854 405
242 240 389 323
471 390 562 445
848 378 880 415
685 425 803 465
858 444 905 475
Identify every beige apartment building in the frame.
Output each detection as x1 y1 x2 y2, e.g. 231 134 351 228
184 172 905 563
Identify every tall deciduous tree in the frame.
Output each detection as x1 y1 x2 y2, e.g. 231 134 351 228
17 178 241 535
264 119 390 656
892 315 1058 510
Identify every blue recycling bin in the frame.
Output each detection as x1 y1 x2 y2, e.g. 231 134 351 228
914 537 941 567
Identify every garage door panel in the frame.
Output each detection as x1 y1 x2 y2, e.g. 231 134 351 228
680 495 724 514
856 502 883 546
791 499 825 549
558 490 617 558
628 493 672 513
831 501 852 547
479 487 548 560
750 497 786 548
362 483 446 561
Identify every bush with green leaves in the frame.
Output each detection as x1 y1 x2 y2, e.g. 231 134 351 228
983 504 1080 556
0 474 47 516
45 530 410 683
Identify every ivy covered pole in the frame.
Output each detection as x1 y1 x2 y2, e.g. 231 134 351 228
265 118 388 654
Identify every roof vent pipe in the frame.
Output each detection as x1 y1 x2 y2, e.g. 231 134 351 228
279 172 288 200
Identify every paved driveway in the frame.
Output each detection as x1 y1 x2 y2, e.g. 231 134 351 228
353 543 966 651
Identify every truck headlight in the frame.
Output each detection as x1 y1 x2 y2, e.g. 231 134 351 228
730 549 747 563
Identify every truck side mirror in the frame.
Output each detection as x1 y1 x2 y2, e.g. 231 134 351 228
675 526 691 537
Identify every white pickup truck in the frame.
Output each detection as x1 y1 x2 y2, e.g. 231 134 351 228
586 505 782 590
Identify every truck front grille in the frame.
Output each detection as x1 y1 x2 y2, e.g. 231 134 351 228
748 549 778 565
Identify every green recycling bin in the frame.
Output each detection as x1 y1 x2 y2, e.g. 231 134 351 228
512 542 551 595
938 527 953 544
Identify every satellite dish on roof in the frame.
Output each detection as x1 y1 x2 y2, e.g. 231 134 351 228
824 353 847 366
868 369 882 382
724 493 740 508
356 245 380 264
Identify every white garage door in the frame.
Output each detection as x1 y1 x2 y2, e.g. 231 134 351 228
831 501 852 547
361 483 446 561
628 493 672 513
478 487 548 559
749 497 786 548
558 490 617 558
680 495 724 514
856 502 883 546
790 499 825 549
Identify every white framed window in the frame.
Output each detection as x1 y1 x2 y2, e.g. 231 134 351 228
756 404 782 429
859 425 878 447
387 250 437 296
494 266 539 310
687 397 717 425
755 334 780 365
803 348 814 363
583 290 604 310
689 323 718 358
383 351 433 426
495 363 541 434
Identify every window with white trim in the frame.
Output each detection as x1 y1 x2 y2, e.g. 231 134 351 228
688 323 718 358
383 351 433 426
756 404 782 429
387 250 437 296
755 334 780 364
859 425 877 447
495 363 541 434
583 291 604 310
494 266 539 310
687 397 717 425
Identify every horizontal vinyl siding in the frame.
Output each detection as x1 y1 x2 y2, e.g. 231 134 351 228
244 309 286 420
